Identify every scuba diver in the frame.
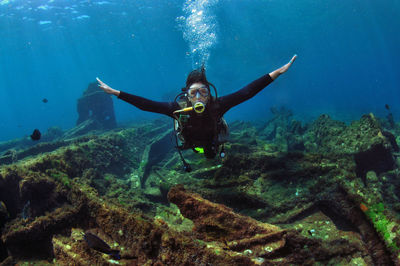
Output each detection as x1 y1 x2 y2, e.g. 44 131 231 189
97 55 297 171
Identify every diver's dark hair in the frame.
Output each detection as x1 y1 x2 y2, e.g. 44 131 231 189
185 65 209 90
182 65 218 99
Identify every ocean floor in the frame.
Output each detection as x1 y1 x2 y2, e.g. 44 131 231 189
0 108 400 265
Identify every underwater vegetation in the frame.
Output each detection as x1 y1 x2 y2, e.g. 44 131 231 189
0 100 400 265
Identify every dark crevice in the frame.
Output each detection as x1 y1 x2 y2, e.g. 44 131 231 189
282 200 360 233
6 237 55 261
354 144 395 182
317 201 360 233
0 239 7 262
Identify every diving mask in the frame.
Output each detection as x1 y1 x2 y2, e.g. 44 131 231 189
187 86 209 98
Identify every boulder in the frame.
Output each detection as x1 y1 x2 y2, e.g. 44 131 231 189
76 82 116 130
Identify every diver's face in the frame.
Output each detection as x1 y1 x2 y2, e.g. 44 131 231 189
187 82 210 105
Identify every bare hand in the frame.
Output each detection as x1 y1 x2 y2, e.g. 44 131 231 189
269 54 297 80
96 77 120 96
279 54 297 74
96 77 113 93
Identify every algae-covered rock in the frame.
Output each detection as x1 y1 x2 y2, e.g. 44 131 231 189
168 185 285 244
304 114 394 154
304 114 396 178
166 185 380 265
257 106 306 152
0 113 399 265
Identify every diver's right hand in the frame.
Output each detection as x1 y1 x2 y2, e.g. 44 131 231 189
96 77 120 96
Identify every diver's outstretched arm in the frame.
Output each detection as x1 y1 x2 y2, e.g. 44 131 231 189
95 77 178 117
96 77 120 97
269 54 297 80
218 54 298 115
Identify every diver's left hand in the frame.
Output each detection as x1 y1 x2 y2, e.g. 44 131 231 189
269 54 297 80
279 54 297 74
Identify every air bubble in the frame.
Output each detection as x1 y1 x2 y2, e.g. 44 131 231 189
177 0 219 67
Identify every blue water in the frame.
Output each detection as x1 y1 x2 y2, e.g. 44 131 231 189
0 0 399 141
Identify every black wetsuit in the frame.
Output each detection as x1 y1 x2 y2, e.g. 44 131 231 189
118 73 274 157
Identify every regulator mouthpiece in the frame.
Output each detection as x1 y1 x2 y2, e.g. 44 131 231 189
194 102 205 113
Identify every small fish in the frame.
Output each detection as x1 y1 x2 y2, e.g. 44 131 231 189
84 232 120 260
385 104 390 110
30 129 41 141
42 98 48 103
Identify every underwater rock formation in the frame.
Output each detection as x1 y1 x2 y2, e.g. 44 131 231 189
166 185 385 265
138 126 174 188
257 106 305 152
0 127 64 166
0 159 267 265
168 185 287 256
260 106 293 140
304 113 397 179
75 81 116 134
0 113 399 265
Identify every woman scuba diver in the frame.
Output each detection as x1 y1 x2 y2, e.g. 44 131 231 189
97 55 297 171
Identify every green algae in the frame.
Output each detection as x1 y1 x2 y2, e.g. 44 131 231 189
47 170 71 189
1 114 400 264
364 202 400 252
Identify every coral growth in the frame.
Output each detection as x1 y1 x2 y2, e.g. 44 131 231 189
0 112 399 265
